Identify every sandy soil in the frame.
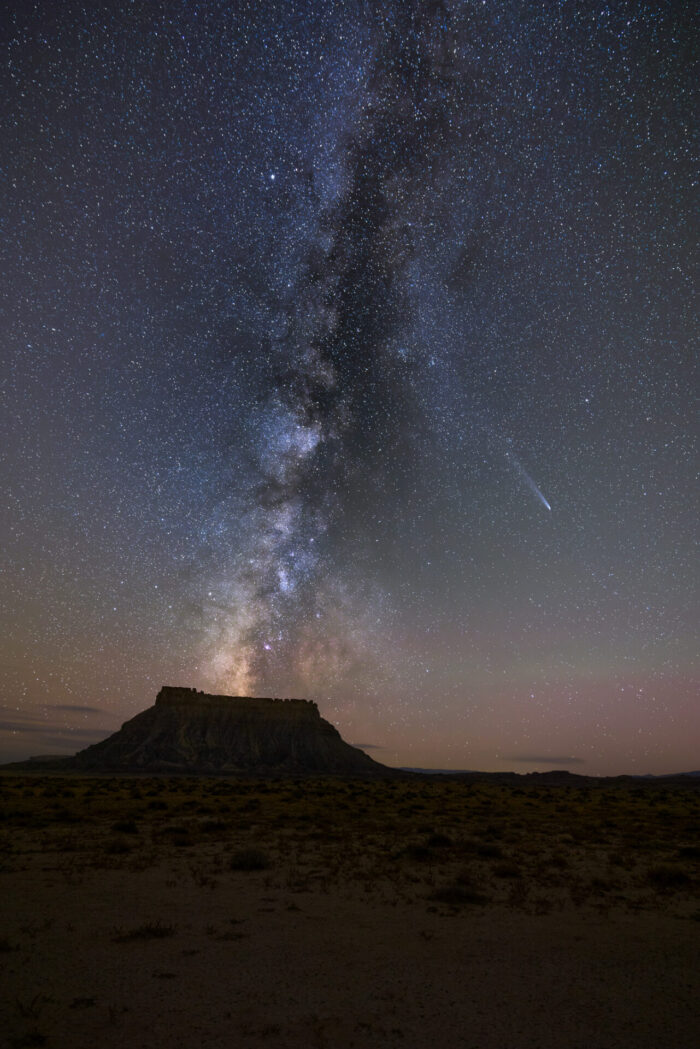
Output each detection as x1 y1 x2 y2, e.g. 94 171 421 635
2 775 699 1049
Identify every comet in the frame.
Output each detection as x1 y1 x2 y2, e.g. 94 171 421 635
506 452 552 512
521 467 551 511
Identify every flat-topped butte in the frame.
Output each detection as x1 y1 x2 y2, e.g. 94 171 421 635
66 686 388 775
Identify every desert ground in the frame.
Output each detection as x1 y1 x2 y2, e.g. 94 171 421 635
1 773 698 1049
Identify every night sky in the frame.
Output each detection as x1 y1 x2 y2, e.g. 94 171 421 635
2 1 697 773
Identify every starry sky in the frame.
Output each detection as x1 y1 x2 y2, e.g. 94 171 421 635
2 0 697 773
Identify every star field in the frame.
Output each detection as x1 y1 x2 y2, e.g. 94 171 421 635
1 1 697 773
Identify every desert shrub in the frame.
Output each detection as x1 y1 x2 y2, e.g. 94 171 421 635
50 807 83 824
105 837 133 855
647 864 692 891
430 882 489 907
229 848 271 871
112 921 176 942
10 1029 47 1047
493 861 521 879
430 867 489 907
404 844 432 862
201 819 228 833
589 876 617 894
111 820 138 834
160 824 191 843
477 843 503 859
547 852 569 869
677 844 700 860
427 832 453 848
170 833 193 848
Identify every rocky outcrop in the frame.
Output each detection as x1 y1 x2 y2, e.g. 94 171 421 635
71 686 388 774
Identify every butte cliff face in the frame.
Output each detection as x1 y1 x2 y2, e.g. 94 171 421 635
72 686 387 774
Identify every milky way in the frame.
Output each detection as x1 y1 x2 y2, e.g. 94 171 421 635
2 1 696 773
202 4 478 699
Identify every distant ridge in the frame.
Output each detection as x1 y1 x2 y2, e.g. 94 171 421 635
64 686 391 775
401 768 700 788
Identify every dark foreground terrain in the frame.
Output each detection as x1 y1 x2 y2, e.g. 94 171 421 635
1 773 699 1049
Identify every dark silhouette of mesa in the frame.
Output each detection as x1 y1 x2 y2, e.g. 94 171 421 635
67 686 389 775
5 686 697 783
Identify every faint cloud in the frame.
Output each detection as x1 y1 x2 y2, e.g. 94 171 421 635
506 754 585 765
44 727 111 742
0 704 113 739
0 717 46 734
41 730 111 750
0 716 111 743
47 704 103 715
0 721 110 746
351 742 384 751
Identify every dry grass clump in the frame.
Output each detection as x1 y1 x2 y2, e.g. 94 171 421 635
430 869 489 908
430 884 489 907
111 819 139 834
646 864 692 891
229 847 271 871
492 860 521 879
112 921 177 942
104 837 134 855
10 1031 47 1048
477 842 503 859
